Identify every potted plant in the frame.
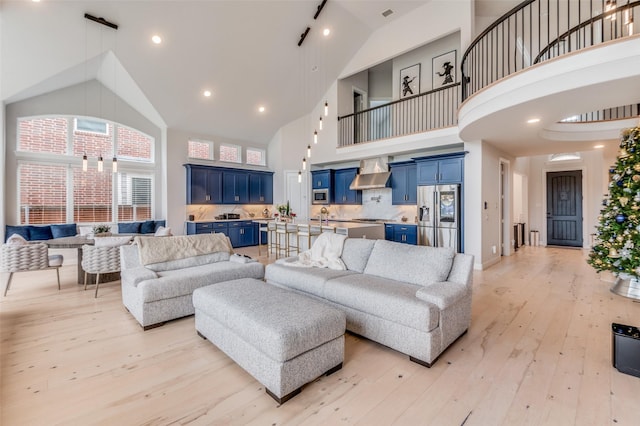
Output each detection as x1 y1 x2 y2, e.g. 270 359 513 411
92 224 112 237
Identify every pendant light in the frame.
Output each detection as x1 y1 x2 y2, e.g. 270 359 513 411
319 116 323 130
82 154 88 171
98 155 104 172
298 171 302 183
314 130 318 144
302 158 307 170
324 101 329 116
112 157 118 173
307 145 311 158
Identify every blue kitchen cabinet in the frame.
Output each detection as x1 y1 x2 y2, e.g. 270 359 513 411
415 154 464 185
390 162 417 205
333 168 362 205
228 220 255 247
311 170 333 189
186 221 228 237
249 171 273 204
223 171 250 204
384 223 417 245
185 164 223 204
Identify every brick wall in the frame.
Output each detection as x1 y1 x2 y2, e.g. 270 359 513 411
18 118 67 154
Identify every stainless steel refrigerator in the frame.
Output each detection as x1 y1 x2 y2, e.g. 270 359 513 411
417 184 460 251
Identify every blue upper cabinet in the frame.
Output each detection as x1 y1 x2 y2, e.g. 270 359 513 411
390 162 417 205
223 170 250 204
415 153 464 185
333 168 362 205
311 170 333 189
185 164 222 204
249 171 273 204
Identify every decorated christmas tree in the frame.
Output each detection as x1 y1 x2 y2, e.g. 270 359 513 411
588 126 640 277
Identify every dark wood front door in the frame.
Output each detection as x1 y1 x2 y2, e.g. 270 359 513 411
546 170 583 247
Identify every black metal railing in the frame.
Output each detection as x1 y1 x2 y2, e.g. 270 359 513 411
461 0 640 101
560 103 640 122
337 83 460 147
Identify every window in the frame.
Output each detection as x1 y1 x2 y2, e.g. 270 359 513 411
74 118 109 135
117 173 153 221
246 148 266 166
188 139 214 160
219 143 241 163
16 115 156 224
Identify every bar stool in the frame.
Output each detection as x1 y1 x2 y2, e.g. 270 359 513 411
297 224 322 252
275 222 298 258
258 222 270 256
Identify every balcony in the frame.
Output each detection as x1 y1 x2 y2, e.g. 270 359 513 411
337 83 460 148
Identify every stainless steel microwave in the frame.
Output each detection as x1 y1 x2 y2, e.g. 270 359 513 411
312 188 329 204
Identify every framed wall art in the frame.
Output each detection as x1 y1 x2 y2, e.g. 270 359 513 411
399 64 420 98
432 50 456 88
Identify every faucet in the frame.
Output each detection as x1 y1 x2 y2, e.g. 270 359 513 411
320 207 329 224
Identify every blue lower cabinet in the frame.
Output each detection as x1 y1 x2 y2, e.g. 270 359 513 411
228 221 255 247
186 221 228 237
385 223 417 245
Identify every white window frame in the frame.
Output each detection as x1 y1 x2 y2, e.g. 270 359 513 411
245 147 266 166
187 138 215 161
74 117 110 136
219 143 242 164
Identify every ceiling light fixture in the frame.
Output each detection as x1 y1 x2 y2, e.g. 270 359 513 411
258 106 266 113
314 0 328 19
112 157 118 173
381 9 394 17
82 154 88 172
307 145 311 158
527 118 540 124
323 28 331 37
324 101 329 116
302 158 307 170
97 155 104 172
319 116 323 130
152 35 162 44
298 171 302 183
84 13 118 30
203 90 212 97
314 130 318 144
594 144 605 149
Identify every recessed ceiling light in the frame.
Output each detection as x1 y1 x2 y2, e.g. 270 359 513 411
323 28 330 37
527 118 540 124
311 65 319 72
152 35 162 44
382 9 394 17
594 144 605 149
32 0 41 3
258 106 266 113
203 90 212 97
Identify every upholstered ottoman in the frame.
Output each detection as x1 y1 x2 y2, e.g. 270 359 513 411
193 278 345 404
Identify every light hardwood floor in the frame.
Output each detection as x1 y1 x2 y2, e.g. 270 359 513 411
1 245 639 425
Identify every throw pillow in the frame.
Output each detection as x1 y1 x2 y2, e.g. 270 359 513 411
154 226 172 237
140 220 155 234
29 225 53 241
5 225 30 242
118 222 141 234
6 233 29 245
50 223 78 238
78 225 94 237
93 235 133 247
153 220 166 231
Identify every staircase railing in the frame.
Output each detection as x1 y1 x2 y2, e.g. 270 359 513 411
461 0 640 101
337 83 460 147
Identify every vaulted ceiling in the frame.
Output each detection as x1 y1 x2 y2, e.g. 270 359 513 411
1 0 431 146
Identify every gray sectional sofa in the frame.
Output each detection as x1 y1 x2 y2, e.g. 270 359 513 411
120 234 264 329
264 238 474 367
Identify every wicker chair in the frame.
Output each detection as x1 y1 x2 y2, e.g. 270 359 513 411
1 243 63 296
81 245 121 298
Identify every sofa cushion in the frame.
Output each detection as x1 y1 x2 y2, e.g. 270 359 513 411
145 251 230 272
5 225 30 242
363 240 455 286
341 238 376 273
94 235 132 247
324 274 439 333
140 220 156 234
137 261 264 303
264 260 356 298
29 225 53 241
50 223 77 238
118 222 142 234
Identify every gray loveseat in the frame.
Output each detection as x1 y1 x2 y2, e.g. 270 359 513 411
264 238 473 367
120 234 264 330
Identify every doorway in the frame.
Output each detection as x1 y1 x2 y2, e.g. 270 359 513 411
546 170 583 247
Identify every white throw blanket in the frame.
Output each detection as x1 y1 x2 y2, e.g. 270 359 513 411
288 232 347 270
135 233 232 265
